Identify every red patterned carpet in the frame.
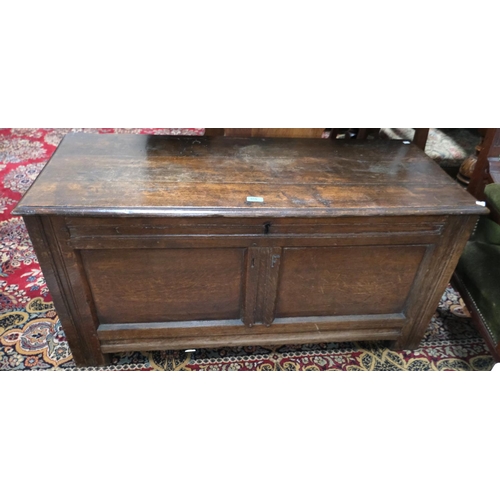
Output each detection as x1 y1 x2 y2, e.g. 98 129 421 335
0 128 495 370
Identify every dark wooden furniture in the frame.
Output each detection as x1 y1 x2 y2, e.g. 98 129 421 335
329 128 430 150
466 128 500 199
13 133 486 367
205 128 326 138
205 128 431 150
452 128 500 361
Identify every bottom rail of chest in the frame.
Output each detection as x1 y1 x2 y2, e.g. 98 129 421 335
97 315 406 353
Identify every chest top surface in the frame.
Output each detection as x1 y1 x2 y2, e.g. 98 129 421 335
14 133 486 218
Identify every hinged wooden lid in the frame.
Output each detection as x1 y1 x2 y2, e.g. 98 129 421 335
13 133 487 218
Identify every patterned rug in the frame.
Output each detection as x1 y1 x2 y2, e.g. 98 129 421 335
0 128 494 371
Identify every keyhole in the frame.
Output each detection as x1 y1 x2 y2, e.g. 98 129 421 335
263 222 271 234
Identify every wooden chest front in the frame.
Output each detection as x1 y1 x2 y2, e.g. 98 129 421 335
14 134 486 366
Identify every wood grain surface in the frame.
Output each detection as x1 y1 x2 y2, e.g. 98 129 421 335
15 133 486 366
13 134 485 218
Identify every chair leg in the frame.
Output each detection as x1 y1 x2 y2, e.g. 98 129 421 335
413 128 430 150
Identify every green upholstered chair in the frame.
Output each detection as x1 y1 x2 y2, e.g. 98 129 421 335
453 183 500 361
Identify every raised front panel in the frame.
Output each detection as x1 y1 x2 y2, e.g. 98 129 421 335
275 245 427 318
81 248 245 324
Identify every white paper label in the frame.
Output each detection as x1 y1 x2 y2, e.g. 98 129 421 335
247 196 264 203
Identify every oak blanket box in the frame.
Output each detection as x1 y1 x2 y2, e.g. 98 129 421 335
13 133 487 367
